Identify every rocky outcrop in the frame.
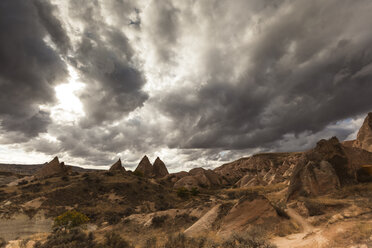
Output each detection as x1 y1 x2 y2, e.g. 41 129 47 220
184 204 221 237
164 171 189 184
35 157 69 179
134 155 170 178
109 159 125 172
152 157 169 178
218 194 284 237
135 155 153 177
174 176 200 190
287 137 365 200
214 152 302 187
353 112 372 152
173 168 224 189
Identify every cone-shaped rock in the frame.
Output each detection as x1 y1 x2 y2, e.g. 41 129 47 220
353 112 372 152
35 156 68 179
109 159 126 172
135 155 153 177
152 157 169 178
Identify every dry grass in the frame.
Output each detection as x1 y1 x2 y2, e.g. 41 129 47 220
331 221 372 246
339 182 372 196
300 196 351 206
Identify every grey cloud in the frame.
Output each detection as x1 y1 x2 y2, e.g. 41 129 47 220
0 0 67 139
156 0 372 151
33 0 71 53
142 0 180 63
67 0 148 127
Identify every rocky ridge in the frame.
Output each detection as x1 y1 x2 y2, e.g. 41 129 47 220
109 159 126 172
34 157 69 179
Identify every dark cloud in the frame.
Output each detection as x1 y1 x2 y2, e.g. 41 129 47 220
0 0 67 138
33 0 71 53
157 0 372 151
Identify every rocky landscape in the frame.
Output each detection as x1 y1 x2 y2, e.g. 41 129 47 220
0 113 372 248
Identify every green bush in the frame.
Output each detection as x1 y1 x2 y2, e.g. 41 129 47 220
54 210 89 229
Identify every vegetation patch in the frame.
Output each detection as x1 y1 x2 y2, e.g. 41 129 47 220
54 210 89 230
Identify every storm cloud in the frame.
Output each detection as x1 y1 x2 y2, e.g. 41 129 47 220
0 0 372 170
0 0 67 138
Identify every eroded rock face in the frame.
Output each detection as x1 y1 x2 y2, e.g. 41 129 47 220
353 112 372 152
214 152 302 187
152 157 169 178
35 157 68 179
291 160 340 199
135 155 153 177
218 194 283 237
173 176 199 189
288 137 354 200
184 204 221 237
172 168 224 189
109 159 125 172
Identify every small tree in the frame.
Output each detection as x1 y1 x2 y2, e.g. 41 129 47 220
54 210 89 230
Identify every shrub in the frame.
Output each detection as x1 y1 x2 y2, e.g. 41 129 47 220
34 229 133 248
18 179 28 186
104 211 122 225
101 232 133 248
164 234 207 248
54 210 89 229
222 231 277 248
34 228 96 248
304 201 325 216
0 237 5 248
61 176 69 181
176 187 189 199
133 171 143 177
145 236 157 248
190 187 199 196
21 183 42 193
123 207 134 217
151 215 168 228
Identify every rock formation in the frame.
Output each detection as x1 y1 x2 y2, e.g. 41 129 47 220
174 175 200 189
35 157 69 179
109 159 125 172
152 157 169 178
353 112 372 152
134 155 170 178
172 167 224 189
214 152 302 187
135 155 153 177
218 194 285 237
287 136 372 200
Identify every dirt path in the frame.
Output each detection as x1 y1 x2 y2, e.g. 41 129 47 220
272 208 328 248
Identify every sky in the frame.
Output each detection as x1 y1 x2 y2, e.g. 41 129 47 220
0 0 372 172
